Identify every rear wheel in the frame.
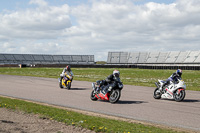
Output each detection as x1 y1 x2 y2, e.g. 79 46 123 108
153 88 161 99
90 90 98 101
109 89 121 103
174 89 185 102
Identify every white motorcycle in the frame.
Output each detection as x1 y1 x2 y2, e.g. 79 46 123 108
153 78 186 102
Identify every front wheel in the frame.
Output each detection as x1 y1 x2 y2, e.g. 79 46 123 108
109 89 121 103
59 80 63 89
174 89 185 102
67 82 71 90
153 88 161 99
90 90 98 101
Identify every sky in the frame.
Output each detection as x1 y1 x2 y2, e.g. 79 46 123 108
0 0 200 61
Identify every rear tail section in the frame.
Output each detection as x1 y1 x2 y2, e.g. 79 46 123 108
155 82 160 88
92 83 95 90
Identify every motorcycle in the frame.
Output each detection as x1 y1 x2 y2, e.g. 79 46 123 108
90 79 123 103
58 72 73 89
153 78 186 102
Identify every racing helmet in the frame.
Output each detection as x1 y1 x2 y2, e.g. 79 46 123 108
113 70 120 77
66 65 71 71
176 69 182 77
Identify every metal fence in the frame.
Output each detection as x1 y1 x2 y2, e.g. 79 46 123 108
107 51 200 64
0 54 95 65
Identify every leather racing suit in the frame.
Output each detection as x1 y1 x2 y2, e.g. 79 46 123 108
100 74 121 94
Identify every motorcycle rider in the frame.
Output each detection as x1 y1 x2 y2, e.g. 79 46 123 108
98 70 121 94
60 65 74 83
161 69 182 92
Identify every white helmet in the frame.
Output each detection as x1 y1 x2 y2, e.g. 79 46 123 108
113 70 120 77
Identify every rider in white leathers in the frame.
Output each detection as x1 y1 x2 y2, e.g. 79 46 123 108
60 65 74 83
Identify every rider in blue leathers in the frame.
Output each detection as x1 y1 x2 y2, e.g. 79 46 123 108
161 69 182 92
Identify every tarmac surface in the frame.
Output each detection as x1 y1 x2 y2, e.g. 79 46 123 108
0 75 200 132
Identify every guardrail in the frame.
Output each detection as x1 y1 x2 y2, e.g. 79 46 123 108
107 51 200 64
0 54 95 65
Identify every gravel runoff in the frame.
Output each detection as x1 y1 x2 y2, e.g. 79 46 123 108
0 108 95 133
1 107 195 133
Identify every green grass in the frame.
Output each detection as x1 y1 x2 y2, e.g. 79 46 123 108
0 96 182 133
0 67 199 91
0 67 195 132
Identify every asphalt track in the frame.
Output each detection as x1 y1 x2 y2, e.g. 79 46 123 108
0 75 200 132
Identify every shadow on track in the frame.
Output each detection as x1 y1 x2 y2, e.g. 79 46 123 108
69 88 90 90
96 100 147 104
161 99 200 103
116 100 148 104
182 99 200 103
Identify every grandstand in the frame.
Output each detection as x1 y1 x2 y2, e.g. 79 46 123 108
146 52 160 63
127 52 139 64
0 54 95 65
107 51 200 70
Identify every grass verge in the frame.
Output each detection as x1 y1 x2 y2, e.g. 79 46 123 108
0 67 199 91
0 96 183 133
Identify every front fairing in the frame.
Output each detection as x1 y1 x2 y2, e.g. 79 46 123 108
176 80 186 89
117 82 123 89
65 72 73 80
113 77 123 89
97 92 110 100
62 78 66 86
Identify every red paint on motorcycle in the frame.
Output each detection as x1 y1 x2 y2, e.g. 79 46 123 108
178 88 184 94
96 92 110 101
166 89 173 95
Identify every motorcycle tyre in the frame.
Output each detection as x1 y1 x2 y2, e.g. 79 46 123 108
109 89 121 103
67 82 71 90
59 81 63 89
174 89 185 102
90 90 98 101
153 88 161 99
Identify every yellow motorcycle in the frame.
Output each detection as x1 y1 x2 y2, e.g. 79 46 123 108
59 72 73 89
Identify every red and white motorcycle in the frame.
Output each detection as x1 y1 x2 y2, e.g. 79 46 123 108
90 79 123 103
153 78 186 102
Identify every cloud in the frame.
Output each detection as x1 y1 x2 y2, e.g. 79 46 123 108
0 0 200 61
29 0 48 7
0 1 71 39
68 0 200 53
